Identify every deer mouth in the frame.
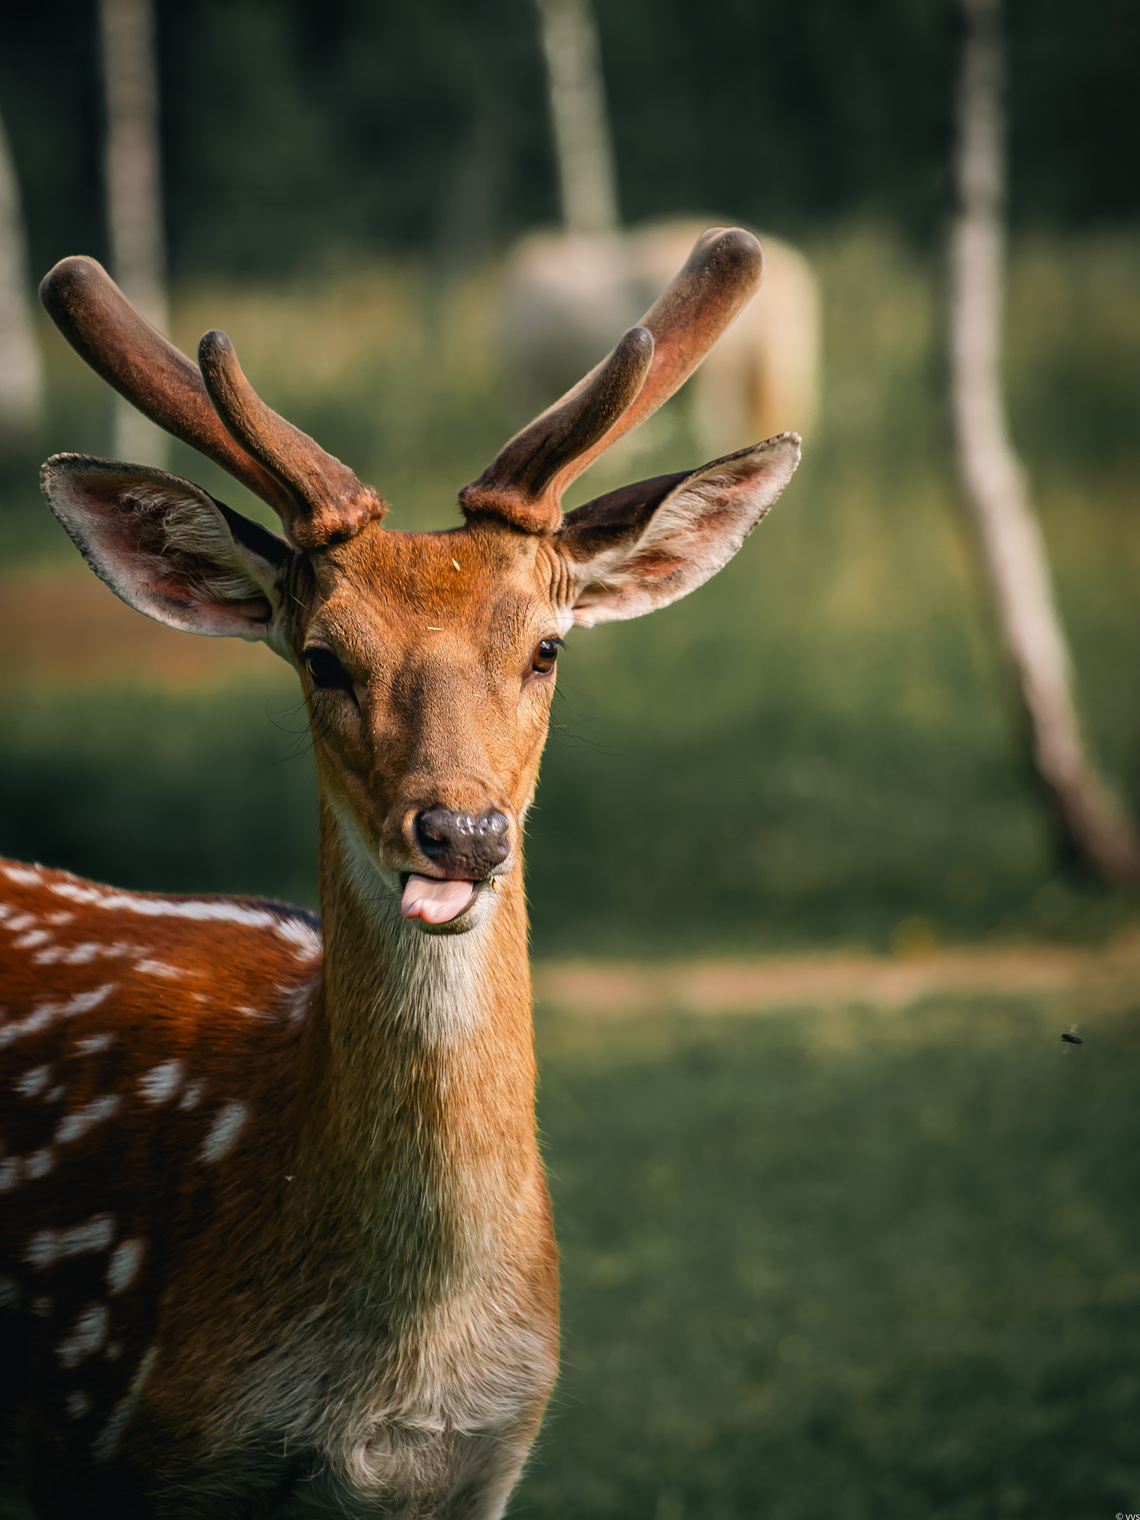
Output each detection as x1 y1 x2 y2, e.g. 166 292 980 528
400 873 479 926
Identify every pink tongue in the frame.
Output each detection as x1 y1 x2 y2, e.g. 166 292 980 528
401 874 476 924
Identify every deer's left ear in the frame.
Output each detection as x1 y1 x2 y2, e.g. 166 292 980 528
556 434 801 628
41 455 295 647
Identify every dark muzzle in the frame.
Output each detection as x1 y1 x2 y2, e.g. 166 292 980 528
414 808 510 879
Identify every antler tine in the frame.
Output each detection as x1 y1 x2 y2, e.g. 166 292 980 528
460 227 764 535
459 325 655 533
41 257 385 550
40 257 296 522
198 331 385 549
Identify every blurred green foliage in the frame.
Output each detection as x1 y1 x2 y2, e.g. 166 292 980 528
0 227 1138 952
0 0 1137 284
519 994 1140 1518
0 690 319 909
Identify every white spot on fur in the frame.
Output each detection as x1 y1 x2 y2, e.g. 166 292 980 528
105 1340 123 1360
0 1277 21 1308
0 1006 54 1048
106 1239 145 1294
26 1214 115 1269
47 1084 66 1103
35 943 92 965
34 939 137 967
51 880 319 958
138 1060 184 1105
65 1391 93 1420
16 1065 51 1097
0 984 116 1048
0 1146 56 1190
45 911 75 926
4 912 37 932
179 1080 204 1111
25 1148 55 1180
274 915 323 959
31 1296 52 1317
93 1344 158 1461
56 1094 121 1145
2 865 42 886
282 977 318 1024
75 1032 116 1056
57 1303 110 1367
201 1102 248 1163
135 959 181 979
13 929 52 949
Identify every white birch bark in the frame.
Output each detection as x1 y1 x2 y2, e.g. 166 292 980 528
0 105 44 432
533 0 620 235
99 0 167 464
950 0 1140 883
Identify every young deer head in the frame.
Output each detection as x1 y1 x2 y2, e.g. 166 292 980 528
40 229 799 935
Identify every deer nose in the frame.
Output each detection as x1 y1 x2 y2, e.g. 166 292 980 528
414 808 510 878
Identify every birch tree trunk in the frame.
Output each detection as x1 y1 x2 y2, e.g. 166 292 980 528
0 105 45 432
99 0 167 464
950 0 1140 883
533 0 619 235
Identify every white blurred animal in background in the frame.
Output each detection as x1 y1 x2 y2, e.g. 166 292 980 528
500 0 821 459
502 219 820 456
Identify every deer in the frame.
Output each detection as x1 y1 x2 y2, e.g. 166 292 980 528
0 227 800 1518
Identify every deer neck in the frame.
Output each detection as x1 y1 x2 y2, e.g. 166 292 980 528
292 804 542 1315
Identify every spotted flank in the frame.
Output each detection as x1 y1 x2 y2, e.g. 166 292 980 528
0 858 322 1486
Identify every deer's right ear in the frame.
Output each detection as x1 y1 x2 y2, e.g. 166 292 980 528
41 454 295 648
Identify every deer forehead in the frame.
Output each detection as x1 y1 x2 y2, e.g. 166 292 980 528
302 525 565 657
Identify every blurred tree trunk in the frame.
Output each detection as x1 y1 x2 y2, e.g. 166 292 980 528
0 105 45 433
950 0 1140 884
533 0 619 235
99 0 167 465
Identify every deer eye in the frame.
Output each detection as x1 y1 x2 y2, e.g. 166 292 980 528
532 637 562 675
304 647 353 694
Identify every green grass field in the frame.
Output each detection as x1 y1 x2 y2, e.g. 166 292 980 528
519 991 1140 1519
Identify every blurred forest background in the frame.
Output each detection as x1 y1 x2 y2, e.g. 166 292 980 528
2 0 1138 273
2 4 1140 1517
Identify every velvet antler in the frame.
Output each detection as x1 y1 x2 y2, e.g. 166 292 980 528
40 257 385 549
459 227 764 534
